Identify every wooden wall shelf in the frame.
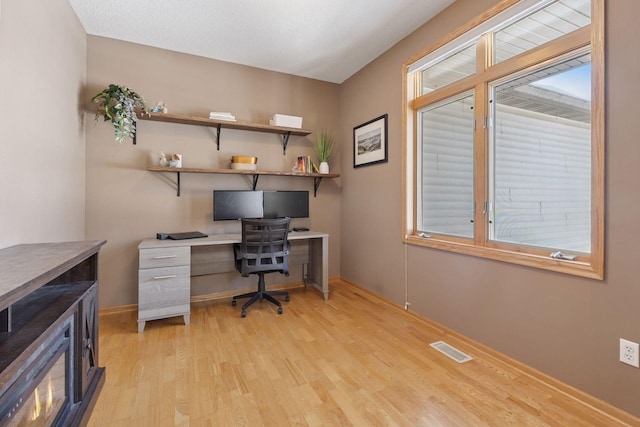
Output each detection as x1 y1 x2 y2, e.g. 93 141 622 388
137 112 312 154
147 167 339 197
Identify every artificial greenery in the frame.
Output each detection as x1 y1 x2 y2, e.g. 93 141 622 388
314 130 334 163
91 84 149 143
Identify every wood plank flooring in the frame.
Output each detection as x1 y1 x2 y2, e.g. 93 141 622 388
87 279 640 426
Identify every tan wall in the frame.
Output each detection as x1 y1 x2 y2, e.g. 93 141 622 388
340 0 640 417
84 37 341 308
0 0 86 248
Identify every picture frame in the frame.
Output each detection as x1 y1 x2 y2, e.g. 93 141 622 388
353 114 388 168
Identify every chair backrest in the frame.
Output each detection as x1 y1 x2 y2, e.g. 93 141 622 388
234 217 291 277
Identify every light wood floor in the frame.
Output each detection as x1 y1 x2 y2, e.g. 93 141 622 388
87 279 639 426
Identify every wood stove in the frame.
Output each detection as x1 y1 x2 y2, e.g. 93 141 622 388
0 241 105 427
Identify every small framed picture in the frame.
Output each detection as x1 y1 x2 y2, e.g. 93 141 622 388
353 114 388 168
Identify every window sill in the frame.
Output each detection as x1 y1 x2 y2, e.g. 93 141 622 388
403 234 603 280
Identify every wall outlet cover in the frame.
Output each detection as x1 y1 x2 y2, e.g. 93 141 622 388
619 338 639 368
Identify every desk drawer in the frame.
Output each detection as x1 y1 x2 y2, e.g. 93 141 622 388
138 265 190 320
139 246 190 269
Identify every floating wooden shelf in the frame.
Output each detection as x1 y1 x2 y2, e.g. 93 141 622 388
137 112 312 154
147 167 339 197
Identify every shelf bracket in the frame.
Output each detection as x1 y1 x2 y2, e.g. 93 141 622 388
282 131 291 155
132 131 137 145
176 171 181 196
215 124 222 151
251 174 259 191
313 177 322 197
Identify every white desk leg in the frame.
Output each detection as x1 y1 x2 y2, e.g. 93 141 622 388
307 236 329 300
321 235 329 300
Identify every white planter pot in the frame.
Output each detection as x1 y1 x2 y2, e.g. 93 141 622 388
319 162 329 174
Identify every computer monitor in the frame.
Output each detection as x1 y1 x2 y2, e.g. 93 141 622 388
213 190 264 221
263 191 309 219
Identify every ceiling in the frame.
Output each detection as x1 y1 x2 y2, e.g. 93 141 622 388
67 0 454 84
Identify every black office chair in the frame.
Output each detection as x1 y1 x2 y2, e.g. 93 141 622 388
232 217 291 317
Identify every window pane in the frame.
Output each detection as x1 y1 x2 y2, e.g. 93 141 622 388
419 93 475 237
421 44 476 94
490 53 591 252
494 0 590 63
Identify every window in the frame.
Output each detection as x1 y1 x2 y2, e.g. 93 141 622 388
418 92 475 238
403 0 604 279
421 44 476 94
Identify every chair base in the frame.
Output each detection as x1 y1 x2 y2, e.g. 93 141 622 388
232 273 289 317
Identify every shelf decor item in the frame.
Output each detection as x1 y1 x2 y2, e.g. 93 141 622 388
231 155 258 171
314 130 334 174
91 84 149 143
353 114 388 168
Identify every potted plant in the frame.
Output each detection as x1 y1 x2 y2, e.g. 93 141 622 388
314 130 334 174
91 84 149 143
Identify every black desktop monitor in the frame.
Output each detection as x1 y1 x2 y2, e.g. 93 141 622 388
213 190 264 221
263 191 309 219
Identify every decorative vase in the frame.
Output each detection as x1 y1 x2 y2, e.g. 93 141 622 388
319 162 329 174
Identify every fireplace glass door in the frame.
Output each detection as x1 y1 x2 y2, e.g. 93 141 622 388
6 352 67 426
1 319 72 427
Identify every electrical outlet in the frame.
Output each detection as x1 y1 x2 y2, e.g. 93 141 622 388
619 338 639 368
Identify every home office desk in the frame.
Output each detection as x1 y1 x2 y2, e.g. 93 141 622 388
137 231 329 332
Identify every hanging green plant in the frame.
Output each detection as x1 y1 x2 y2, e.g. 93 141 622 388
91 84 149 143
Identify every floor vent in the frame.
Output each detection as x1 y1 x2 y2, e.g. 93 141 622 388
430 341 473 363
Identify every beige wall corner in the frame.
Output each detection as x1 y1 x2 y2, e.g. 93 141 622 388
0 0 86 248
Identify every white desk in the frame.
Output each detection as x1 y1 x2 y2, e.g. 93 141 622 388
137 231 329 332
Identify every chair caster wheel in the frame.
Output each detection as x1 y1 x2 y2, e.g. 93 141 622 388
232 300 237 306
241 310 246 318
285 295 290 302
277 307 283 315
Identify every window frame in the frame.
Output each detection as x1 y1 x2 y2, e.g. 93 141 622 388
402 0 604 279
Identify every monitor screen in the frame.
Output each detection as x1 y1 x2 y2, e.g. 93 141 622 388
213 190 264 221
263 191 309 219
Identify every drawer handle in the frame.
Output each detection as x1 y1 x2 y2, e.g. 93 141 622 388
153 275 177 280
153 255 177 259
